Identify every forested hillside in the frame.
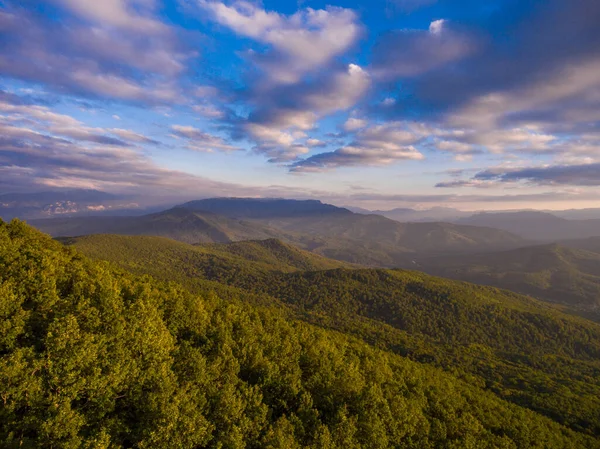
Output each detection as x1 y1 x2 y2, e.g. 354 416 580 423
4 220 598 447
418 243 600 320
66 233 600 438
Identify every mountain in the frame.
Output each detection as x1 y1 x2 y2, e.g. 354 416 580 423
0 189 143 219
63 230 600 438
374 206 472 222
299 205 473 222
343 205 374 214
63 234 351 284
181 198 526 257
562 236 600 254
31 207 291 244
417 243 600 320
6 221 600 447
202 238 355 271
457 211 600 240
181 197 348 219
29 198 528 268
553 208 600 220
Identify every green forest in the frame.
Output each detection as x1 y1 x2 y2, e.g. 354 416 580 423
2 221 600 447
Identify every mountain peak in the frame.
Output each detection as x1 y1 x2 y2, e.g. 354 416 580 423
180 197 351 219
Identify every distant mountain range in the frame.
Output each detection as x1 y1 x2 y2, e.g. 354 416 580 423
456 211 600 241
29 198 526 267
346 206 472 222
0 189 153 219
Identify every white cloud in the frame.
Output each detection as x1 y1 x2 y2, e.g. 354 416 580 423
50 0 166 33
343 117 368 132
199 1 361 84
291 121 425 171
306 138 326 147
429 19 445 35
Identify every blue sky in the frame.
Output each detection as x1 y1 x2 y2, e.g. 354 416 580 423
1 0 599 210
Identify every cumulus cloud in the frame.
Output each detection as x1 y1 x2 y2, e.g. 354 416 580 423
290 121 425 172
244 64 371 161
194 2 369 163
198 1 361 85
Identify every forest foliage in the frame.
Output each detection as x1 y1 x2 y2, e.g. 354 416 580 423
2 221 600 447
66 233 600 439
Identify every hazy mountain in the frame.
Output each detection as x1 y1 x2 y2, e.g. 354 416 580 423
344 206 472 222
31 207 289 244
181 198 526 256
0 189 148 219
343 205 374 214
418 243 600 320
30 198 526 266
182 197 348 218
376 206 471 222
457 211 600 240
562 236 600 254
552 208 600 220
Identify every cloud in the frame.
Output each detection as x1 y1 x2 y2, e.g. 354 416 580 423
306 138 326 148
0 96 249 197
244 64 371 161
291 121 425 172
343 117 368 132
171 125 240 152
372 20 475 80
49 0 166 33
192 104 225 119
392 0 600 126
0 1 189 103
436 163 600 188
0 94 160 147
109 128 160 145
199 1 361 85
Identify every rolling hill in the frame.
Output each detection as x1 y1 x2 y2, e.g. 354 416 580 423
31 207 290 244
562 236 600 254
417 243 600 320
63 234 351 282
64 231 600 437
6 220 600 447
457 211 600 241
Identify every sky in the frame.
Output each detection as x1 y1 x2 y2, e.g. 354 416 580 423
1 0 600 211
